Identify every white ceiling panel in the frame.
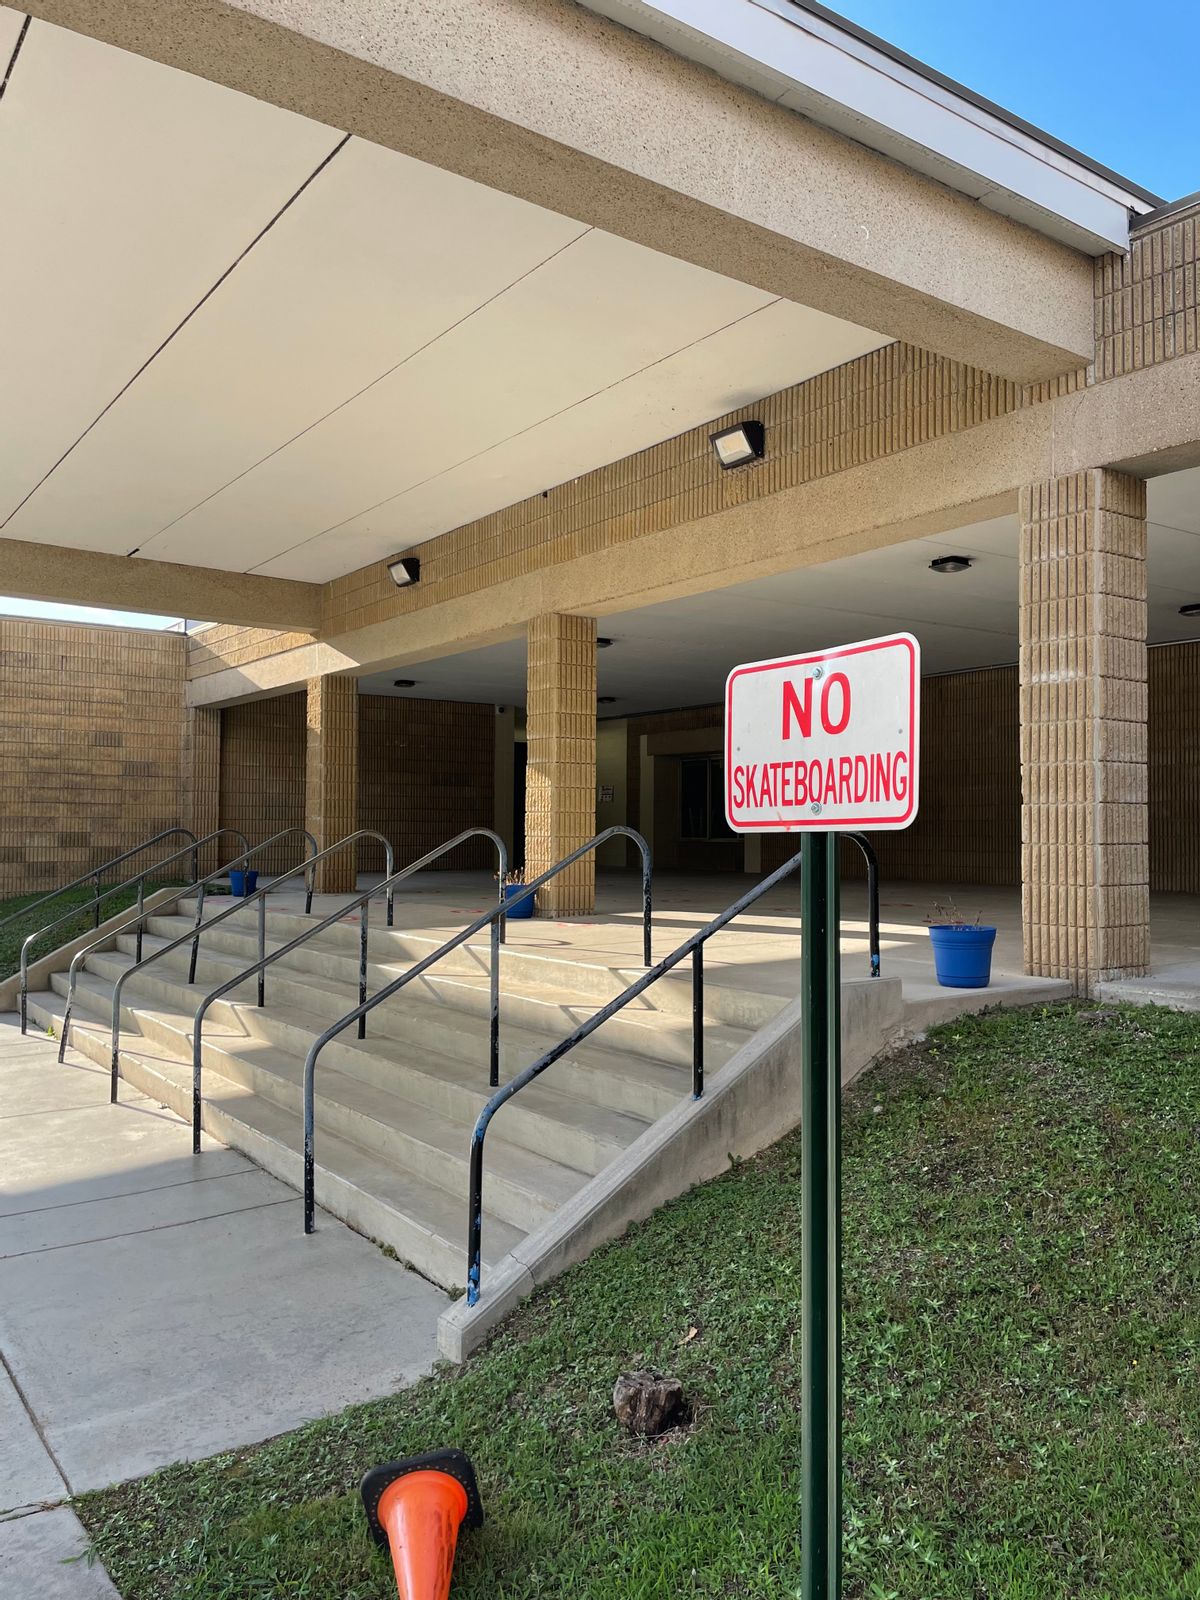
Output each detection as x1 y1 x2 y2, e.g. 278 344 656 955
0 17 341 526
266 299 886 580
5 140 587 556
0 7 24 63
146 229 789 572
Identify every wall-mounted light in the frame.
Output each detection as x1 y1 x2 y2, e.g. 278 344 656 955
387 556 421 587
1180 603 1200 618
929 555 972 575
709 420 765 470
393 678 416 688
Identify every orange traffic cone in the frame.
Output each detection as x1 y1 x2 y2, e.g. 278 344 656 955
361 1448 484 1600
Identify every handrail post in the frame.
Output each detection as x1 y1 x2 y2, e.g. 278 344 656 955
189 881 205 985
257 893 267 1009
135 881 145 964
489 903 500 1088
466 1124 486 1305
357 902 368 1041
845 832 881 978
385 843 395 927
692 946 704 1099
642 841 653 966
93 872 101 929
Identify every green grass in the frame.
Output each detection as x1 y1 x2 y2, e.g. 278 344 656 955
0 882 186 982
77 1004 1200 1599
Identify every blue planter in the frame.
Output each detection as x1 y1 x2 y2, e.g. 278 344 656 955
503 882 535 920
229 869 259 898
928 923 996 988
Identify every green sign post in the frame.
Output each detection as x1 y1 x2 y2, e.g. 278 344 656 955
799 832 841 1600
723 632 921 1600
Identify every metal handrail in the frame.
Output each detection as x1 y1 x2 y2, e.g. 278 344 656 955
89 830 393 1099
55 826 329 1072
186 829 508 1153
0 826 199 937
17 827 251 1033
186 828 320 982
845 833 881 979
299 826 653 1233
464 834 881 1304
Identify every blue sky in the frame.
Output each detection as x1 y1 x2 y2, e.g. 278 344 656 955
831 0 1198 201
5 0 1194 633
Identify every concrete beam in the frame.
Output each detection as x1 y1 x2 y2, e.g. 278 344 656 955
0 536 321 629
28 0 1094 382
183 348 1200 704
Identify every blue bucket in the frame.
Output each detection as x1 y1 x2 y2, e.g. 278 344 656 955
928 924 996 988
503 882 535 920
229 869 259 898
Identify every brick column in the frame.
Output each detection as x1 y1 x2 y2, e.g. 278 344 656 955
181 705 220 847
305 675 359 893
1019 468 1149 992
525 614 597 915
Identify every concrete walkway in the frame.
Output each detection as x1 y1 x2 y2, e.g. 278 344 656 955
0 1015 447 1597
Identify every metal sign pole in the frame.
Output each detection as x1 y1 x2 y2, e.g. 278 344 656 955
800 831 842 1600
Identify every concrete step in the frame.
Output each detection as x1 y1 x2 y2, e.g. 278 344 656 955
46 969 599 1234
172 897 780 1028
27 986 525 1290
145 911 750 1069
100 933 695 1120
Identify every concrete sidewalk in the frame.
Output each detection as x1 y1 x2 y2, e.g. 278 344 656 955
0 1014 447 1596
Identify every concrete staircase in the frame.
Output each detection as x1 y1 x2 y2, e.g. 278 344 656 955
26 896 762 1291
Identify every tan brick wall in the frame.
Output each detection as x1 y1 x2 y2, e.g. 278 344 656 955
358 695 497 875
1019 468 1149 989
305 675 359 892
0 619 186 897
181 704 220 862
526 614 596 915
218 694 308 874
1095 204 1200 380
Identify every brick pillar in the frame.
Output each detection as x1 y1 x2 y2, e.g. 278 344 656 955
181 704 220 858
525 614 597 915
305 675 359 893
1019 468 1149 992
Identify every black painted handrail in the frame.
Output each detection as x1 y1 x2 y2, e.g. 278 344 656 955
186 829 508 1153
464 833 881 1305
54 825 320 1062
89 830 398 1099
0 826 198 937
18 827 251 1033
299 827 653 1234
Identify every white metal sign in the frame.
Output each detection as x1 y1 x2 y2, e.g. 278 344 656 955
724 632 920 832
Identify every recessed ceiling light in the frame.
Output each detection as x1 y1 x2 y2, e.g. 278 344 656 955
597 695 617 705
1180 603 1200 618
393 678 416 688
387 556 420 587
929 555 972 575
709 420 765 470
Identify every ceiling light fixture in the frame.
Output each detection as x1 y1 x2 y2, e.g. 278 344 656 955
596 636 614 649
393 678 416 688
1180 603 1200 618
709 420 765 470
387 556 421 587
929 555 972 575
597 695 617 705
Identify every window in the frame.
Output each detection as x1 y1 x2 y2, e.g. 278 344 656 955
680 756 735 841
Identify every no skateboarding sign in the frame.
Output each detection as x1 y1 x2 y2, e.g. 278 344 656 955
724 632 920 833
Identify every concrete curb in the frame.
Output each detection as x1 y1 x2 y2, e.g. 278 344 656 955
438 975 904 1361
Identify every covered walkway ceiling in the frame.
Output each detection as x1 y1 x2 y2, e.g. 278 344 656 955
0 9 886 584
357 467 1200 715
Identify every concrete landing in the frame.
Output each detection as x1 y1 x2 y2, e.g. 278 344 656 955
0 1014 447 1592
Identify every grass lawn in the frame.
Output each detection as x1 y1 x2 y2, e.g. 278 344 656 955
78 1003 1200 1599
0 883 185 983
